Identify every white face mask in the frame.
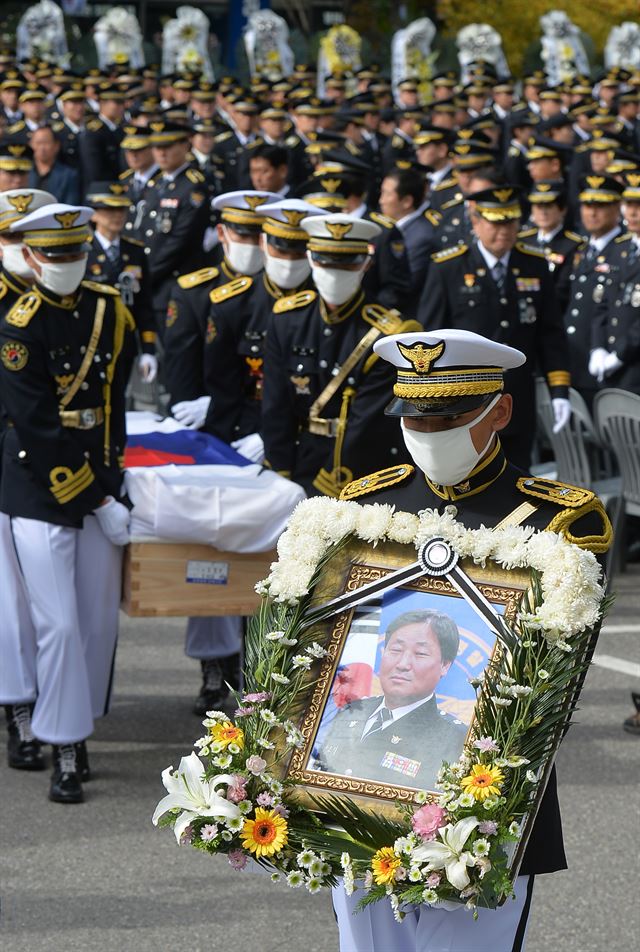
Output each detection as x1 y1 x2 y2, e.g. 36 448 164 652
400 394 501 486
1 242 34 280
308 254 365 306
264 250 310 289
223 227 263 275
35 255 88 296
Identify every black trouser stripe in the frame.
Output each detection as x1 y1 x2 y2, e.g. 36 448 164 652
512 875 535 952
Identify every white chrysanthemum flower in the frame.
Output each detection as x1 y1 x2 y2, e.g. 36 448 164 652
355 503 395 543
505 756 530 767
265 630 285 641
257 738 275 750
305 642 328 659
472 838 490 857
227 816 244 832
292 654 312 670
538 669 550 680
268 779 283 795
260 709 278 724
228 743 241 755
508 821 520 836
221 830 233 842
408 867 422 882
422 888 439 904
212 754 232 768
491 697 513 707
394 836 411 854
414 790 428 804
287 870 303 888
270 871 281 883
238 800 253 814
340 851 352 868
458 793 475 808
308 858 324 877
271 673 290 685
388 510 420 544
306 877 323 894
297 849 315 868
526 770 537 783
508 685 534 698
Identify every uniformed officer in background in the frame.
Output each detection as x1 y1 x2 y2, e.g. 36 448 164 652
336 328 611 952
118 126 159 240
418 185 572 467
85 181 157 383
0 140 33 191
77 83 126 192
0 204 134 803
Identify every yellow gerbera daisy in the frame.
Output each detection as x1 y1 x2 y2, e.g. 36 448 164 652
371 846 401 885
209 721 244 749
460 763 505 801
241 808 288 858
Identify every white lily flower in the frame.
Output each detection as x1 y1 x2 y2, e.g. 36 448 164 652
411 816 480 890
152 752 240 843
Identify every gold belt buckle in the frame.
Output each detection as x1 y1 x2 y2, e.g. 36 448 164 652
308 417 338 437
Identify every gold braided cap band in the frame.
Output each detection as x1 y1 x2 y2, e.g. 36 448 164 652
474 201 521 221
22 225 92 248
262 218 307 241
0 158 32 172
394 366 504 400
307 237 371 255
220 208 265 227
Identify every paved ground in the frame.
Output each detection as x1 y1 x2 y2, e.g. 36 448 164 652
1 569 639 952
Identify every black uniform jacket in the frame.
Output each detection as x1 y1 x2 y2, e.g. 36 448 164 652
518 225 586 312
315 694 466 792
0 280 134 527
262 289 423 497
0 269 31 435
362 210 414 313
418 240 571 446
592 233 640 394
340 443 612 876
77 117 124 195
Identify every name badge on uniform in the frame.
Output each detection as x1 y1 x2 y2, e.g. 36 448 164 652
380 751 421 778
516 277 540 292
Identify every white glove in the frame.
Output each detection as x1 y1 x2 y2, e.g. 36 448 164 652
588 347 609 383
93 496 131 546
231 432 265 463
138 353 158 383
552 397 571 434
171 396 211 429
603 351 623 377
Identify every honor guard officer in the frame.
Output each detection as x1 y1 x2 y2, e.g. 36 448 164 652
590 172 640 393
54 81 87 174
0 189 55 773
77 83 126 193
418 184 572 468
565 174 624 408
0 140 33 191
140 121 209 340
118 127 159 239
336 329 611 952
262 212 423 499
85 181 157 383
0 204 135 803
380 107 421 176
212 93 259 193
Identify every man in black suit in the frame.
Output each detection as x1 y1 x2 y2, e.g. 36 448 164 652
314 610 466 790
77 84 125 195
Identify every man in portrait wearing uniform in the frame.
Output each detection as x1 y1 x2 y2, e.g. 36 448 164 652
262 212 422 499
419 185 572 467
0 204 135 803
85 181 157 383
314 610 466 789
77 84 126 194
564 174 624 407
335 327 611 952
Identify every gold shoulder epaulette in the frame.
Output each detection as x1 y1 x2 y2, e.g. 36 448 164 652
81 280 119 295
177 266 220 289
515 241 545 258
214 131 233 143
517 476 594 508
340 464 415 500
5 290 42 328
273 289 317 313
518 227 536 238
369 211 394 229
86 118 102 132
121 235 144 248
247 137 264 150
362 303 404 335
433 177 456 191
7 120 26 134
440 197 463 210
424 209 442 226
118 168 134 180
566 230 586 243
614 232 632 244
210 276 253 304
186 168 205 184
544 497 613 554
391 134 405 149
432 243 468 262
0 278 7 302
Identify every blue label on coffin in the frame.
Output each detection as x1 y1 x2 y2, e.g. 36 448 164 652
186 560 229 585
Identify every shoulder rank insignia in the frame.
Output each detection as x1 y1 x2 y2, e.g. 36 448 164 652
214 131 233 143
122 235 144 248
432 243 468 262
0 280 7 302
81 280 119 295
362 303 404 335
517 476 594 508
118 168 134 180
186 168 205 184
391 135 405 149
518 227 536 238
433 177 456 191
369 211 394 229
566 230 586 244
178 266 220 289
86 118 103 132
1 340 29 371
515 241 545 258
440 196 463 210
340 465 415 500
210 276 253 304
6 291 41 328
614 232 632 244
424 209 442 227
273 289 317 313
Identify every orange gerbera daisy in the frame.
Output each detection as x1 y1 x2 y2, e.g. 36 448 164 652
460 763 505 801
241 808 288 858
209 721 244 750
371 846 401 885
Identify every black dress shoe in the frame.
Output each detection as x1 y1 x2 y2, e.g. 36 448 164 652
193 658 229 716
75 741 91 782
49 745 84 804
4 704 45 771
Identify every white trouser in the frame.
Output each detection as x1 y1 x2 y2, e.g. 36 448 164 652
10 515 122 744
185 616 243 660
332 874 534 952
0 512 38 704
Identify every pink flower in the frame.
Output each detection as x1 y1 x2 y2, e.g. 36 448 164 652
473 736 500 754
256 791 274 807
200 824 218 842
426 873 441 887
235 706 255 718
226 774 248 803
273 803 289 818
412 803 447 841
243 692 272 704
246 754 267 776
179 824 194 846
478 820 498 836
228 849 248 870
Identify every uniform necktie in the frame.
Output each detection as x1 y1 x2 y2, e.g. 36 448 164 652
492 260 506 290
363 706 393 739
105 243 119 264
585 243 598 262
